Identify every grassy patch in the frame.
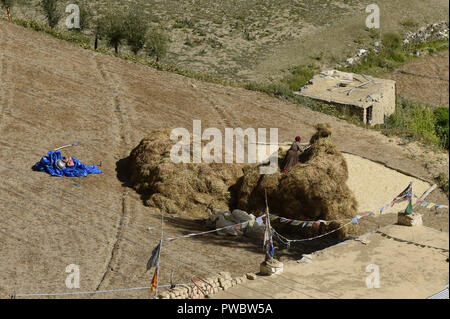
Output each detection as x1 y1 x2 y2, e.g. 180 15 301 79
341 31 449 77
399 18 419 30
434 107 449 150
13 18 91 48
285 64 318 90
382 97 449 149
437 173 449 195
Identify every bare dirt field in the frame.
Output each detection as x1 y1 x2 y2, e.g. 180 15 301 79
0 21 448 299
385 50 449 107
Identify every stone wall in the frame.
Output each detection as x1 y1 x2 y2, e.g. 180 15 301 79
157 271 250 299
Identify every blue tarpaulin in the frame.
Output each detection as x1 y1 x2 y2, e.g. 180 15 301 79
33 150 102 177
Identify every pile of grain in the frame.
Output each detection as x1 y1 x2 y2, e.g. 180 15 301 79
236 123 359 239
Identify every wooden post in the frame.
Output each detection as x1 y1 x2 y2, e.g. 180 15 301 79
413 184 437 208
154 213 164 298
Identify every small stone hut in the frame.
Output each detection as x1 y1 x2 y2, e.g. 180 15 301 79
295 70 396 125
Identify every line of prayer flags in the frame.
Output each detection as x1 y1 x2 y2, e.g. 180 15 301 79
391 182 413 206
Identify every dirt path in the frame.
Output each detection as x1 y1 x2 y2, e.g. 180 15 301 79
0 21 448 298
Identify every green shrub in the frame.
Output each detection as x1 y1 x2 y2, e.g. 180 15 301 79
384 97 441 147
13 18 90 47
99 9 127 54
437 173 449 195
124 6 148 55
399 18 419 30
40 0 60 28
382 32 402 53
244 81 292 98
434 107 449 149
285 65 317 91
146 28 168 62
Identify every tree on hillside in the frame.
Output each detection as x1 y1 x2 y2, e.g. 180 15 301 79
124 6 148 55
100 9 126 54
93 15 106 50
146 28 168 62
41 0 61 28
0 0 14 22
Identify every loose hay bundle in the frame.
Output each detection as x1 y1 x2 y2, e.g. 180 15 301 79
236 123 358 239
128 124 358 239
128 129 243 218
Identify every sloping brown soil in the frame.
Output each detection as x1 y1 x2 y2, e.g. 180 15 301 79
385 50 449 107
0 21 448 298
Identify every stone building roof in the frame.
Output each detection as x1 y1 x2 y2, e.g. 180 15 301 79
294 70 396 109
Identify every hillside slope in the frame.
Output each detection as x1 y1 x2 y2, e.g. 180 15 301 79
8 0 449 81
0 21 448 298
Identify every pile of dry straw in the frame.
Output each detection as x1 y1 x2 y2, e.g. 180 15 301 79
128 124 358 238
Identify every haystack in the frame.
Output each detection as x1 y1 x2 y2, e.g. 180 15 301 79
128 129 243 218
236 123 359 239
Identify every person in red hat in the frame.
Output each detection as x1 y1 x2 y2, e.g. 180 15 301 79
281 136 302 173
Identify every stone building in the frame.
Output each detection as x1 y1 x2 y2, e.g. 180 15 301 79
295 70 396 125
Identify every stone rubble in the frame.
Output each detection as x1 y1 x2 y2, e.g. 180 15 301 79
157 272 249 299
403 21 449 46
207 208 265 239
339 21 449 67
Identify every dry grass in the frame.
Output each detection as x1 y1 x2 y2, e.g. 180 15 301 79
128 130 244 218
7 0 448 82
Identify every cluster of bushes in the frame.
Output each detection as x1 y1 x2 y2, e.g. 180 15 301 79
285 64 318 91
383 97 449 150
3 0 169 61
343 31 448 76
91 4 168 61
437 173 449 195
343 32 407 75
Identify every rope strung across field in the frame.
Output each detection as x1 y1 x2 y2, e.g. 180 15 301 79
272 221 354 244
161 190 444 243
11 283 191 298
